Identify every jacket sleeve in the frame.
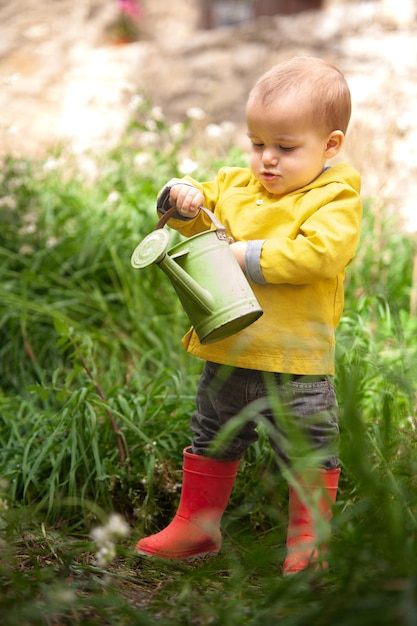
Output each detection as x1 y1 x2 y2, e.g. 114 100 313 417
258 183 362 285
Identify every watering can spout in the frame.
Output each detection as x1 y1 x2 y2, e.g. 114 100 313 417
158 252 215 314
130 229 215 314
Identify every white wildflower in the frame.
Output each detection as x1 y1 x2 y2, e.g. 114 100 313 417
91 513 130 568
145 119 158 132
138 131 160 147
170 122 185 139
90 526 108 545
95 543 116 567
19 222 36 235
106 513 130 539
151 106 165 122
186 107 206 121
107 190 120 204
205 124 223 139
220 121 236 135
43 157 64 172
19 244 34 255
178 157 199 175
133 152 152 168
128 94 145 111
0 195 17 209
46 236 58 248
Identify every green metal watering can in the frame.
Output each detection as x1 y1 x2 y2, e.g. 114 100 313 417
131 204 263 344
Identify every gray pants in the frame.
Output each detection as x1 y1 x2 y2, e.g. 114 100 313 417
190 361 340 469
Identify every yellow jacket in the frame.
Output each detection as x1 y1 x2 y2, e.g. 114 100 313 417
161 163 362 375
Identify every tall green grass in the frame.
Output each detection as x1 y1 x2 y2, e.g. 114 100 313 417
1 101 417 624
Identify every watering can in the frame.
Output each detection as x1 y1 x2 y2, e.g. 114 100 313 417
131 200 263 345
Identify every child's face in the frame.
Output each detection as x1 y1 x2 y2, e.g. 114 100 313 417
246 95 337 196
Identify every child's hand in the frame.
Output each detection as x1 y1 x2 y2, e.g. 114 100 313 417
167 178 204 218
229 241 247 272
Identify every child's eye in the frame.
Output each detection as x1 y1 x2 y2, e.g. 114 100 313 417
279 145 296 152
251 142 264 149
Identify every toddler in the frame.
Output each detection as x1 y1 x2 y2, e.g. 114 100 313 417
136 56 362 574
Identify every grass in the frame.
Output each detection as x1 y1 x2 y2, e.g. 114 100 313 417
1 99 417 624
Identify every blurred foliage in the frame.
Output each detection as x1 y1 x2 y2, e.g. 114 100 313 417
1 98 417 625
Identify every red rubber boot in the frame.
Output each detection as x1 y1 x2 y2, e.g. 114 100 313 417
136 448 240 560
282 468 340 575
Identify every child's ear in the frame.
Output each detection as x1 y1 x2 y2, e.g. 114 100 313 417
324 130 344 158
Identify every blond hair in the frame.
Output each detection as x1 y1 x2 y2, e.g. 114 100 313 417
249 57 352 134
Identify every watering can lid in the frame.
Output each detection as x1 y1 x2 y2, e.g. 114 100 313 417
131 229 170 269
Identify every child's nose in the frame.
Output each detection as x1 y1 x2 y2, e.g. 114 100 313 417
262 147 278 165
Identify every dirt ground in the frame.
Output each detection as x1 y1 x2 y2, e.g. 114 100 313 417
1 0 417 229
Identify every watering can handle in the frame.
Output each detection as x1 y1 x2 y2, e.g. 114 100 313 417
155 186 232 242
